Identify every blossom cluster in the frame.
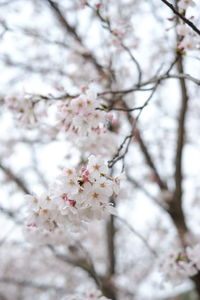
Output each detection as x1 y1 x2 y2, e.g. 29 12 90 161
56 88 118 155
26 155 120 242
177 24 199 50
63 290 111 300
176 0 199 50
74 130 118 156
159 243 200 284
5 94 36 126
57 88 112 136
4 87 119 156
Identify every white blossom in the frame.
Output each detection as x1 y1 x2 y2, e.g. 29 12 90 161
56 87 118 156
186 243 200 269
25 155 120 244
178 34 199 50
5 94 36 126
159 248 198 284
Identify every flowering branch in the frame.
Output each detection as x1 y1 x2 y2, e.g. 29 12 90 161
87 3 142 85
100 73 200 96
160 0 200 36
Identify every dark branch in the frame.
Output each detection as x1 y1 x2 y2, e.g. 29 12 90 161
160 0 200 36
45 0 104 75
0 162 30 194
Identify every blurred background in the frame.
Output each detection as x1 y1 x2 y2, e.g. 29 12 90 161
0 0 200 299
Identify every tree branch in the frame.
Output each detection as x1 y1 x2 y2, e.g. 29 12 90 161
0 277 65 292
167 18 189 243
100 73 200 96
88 3 142 85
116 216 157 257
0 162 30 194
160 0 200 36
0 205 22 225
123 106 168 190
106 214 116 276
45 0 104 75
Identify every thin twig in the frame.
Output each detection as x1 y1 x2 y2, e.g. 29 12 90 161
116 216 157 257
88 3 142 85
99 73 200 96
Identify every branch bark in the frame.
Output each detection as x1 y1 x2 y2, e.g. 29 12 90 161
50 246 117 300
168 55 189 242
45 0 104 75
100 73 200 97
123 105 168 191
106 215 116 276
0 162 30 194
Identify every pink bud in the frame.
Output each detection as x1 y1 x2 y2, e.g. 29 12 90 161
95 2 102 9
62 194 69 201
27 223 37 227
107 113 113 121
67 199 76 207
82 167 90 181
112 119 118 126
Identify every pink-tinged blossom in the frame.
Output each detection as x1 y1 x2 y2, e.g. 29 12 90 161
178 34 199 50
87 155 109 178
81 167 90 182
70 95 87 114
57 87 105 135
186 243 200 269
74 131 118 156
98 178 113 197
176 22 199 51
106 113 114 122
25 155 120 244
86 187 108 206
159 248 198 284
176 24 189 36
25 194 40 210
176 1 199 51
56 87 118 156
5 94 37 126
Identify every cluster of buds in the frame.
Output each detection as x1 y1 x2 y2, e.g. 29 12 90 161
159 244 200 284
25 155 120 243
56 87 118 155
177 24 199 50
57 88 113 136
176 0 199 51
5 94 37 126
